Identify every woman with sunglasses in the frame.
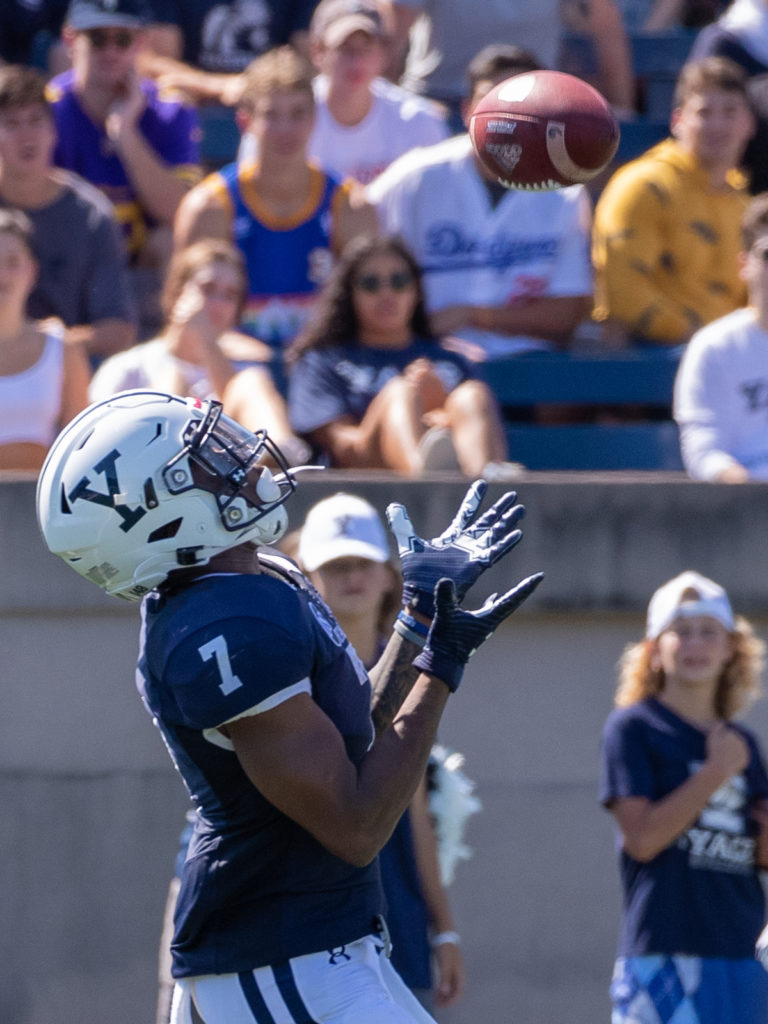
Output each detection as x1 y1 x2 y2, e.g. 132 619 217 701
287 234 515 476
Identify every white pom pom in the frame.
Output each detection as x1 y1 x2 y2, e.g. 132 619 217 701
428 744 483 886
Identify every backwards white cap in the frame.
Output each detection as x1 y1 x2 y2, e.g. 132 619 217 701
646 570 734 639
298 492 390 572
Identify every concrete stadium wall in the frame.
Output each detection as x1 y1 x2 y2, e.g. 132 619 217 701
4 472 768 1024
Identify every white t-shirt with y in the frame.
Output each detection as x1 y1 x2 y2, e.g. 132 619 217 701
674 306 768 480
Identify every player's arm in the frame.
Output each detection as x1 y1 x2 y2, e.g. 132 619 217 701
228 483 542 865
225 671 448 866
228 570 539 866
173 177 232 250
610 722 750 861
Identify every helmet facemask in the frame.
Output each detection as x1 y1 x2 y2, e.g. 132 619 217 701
163 399 295 535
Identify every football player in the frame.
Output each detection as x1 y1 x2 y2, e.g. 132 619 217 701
37 389 542 1024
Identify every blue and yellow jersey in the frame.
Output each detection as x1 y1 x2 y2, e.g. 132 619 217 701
206 160 350 348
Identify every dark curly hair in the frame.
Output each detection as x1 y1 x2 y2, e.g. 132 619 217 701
287 234 436 363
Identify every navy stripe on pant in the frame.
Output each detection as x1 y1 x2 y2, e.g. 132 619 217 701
274 962 319 1024
238 971 277 1024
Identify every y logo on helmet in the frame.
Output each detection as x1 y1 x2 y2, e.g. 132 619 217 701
68 449 147 533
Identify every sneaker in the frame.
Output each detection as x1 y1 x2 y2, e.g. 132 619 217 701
482 460 526 482
418 427 461 471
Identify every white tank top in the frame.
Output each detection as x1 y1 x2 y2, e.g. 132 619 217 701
0 328 64 446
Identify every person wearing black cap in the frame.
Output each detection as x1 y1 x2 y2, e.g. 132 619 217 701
46 0 201 272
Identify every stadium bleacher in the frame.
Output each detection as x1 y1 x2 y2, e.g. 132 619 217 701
479 348 685 471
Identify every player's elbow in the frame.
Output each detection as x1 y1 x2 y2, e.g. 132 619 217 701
318 817 389 867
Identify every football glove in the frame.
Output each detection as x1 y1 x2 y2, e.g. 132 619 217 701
386 481 526 618
414 574 544 691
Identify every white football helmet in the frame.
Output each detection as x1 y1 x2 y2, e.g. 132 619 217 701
37 390 298 601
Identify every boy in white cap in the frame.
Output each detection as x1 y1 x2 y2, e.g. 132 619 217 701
600 570 768 1024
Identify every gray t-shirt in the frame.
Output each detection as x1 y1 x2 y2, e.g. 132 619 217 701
1 170 135 327
397 0 561 102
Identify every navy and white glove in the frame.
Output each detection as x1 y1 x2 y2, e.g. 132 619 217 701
414 575 544 691
386 481 527 619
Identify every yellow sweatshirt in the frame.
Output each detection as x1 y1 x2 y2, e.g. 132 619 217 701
592 139 749 344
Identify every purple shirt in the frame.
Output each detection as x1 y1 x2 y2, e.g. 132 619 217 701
47 70 200 255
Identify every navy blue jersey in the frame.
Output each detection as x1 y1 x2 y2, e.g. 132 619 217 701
288 337 475 442
378 812 431 989
137 552 384 977
600 698 768 958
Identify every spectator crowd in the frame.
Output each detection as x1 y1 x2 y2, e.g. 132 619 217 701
2 0 768 479
9 2 768 1022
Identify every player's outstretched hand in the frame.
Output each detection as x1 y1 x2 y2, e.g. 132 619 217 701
414 574 544 692
386 481 527 617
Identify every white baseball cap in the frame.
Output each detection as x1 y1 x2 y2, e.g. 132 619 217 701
646 570 734 639
298 493 390 572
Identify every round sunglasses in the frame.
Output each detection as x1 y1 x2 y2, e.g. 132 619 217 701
354 270 415 294
84 28 137 50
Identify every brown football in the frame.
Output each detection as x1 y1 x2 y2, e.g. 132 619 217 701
469 70 620 191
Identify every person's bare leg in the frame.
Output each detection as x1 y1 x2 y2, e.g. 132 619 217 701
366 375 429 474
445 381 508 475
223 366 311 463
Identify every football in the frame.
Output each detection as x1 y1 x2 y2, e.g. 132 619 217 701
469 70 621 191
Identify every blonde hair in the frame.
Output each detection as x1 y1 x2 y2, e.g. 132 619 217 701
614 615 765 720
238 46 315 115
161 240 247 321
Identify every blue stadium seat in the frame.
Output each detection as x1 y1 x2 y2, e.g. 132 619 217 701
631 30 697 119
613 118 669 165
559 30 698 120
198 105 240 169
503 421 684 470
479 349 685 471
